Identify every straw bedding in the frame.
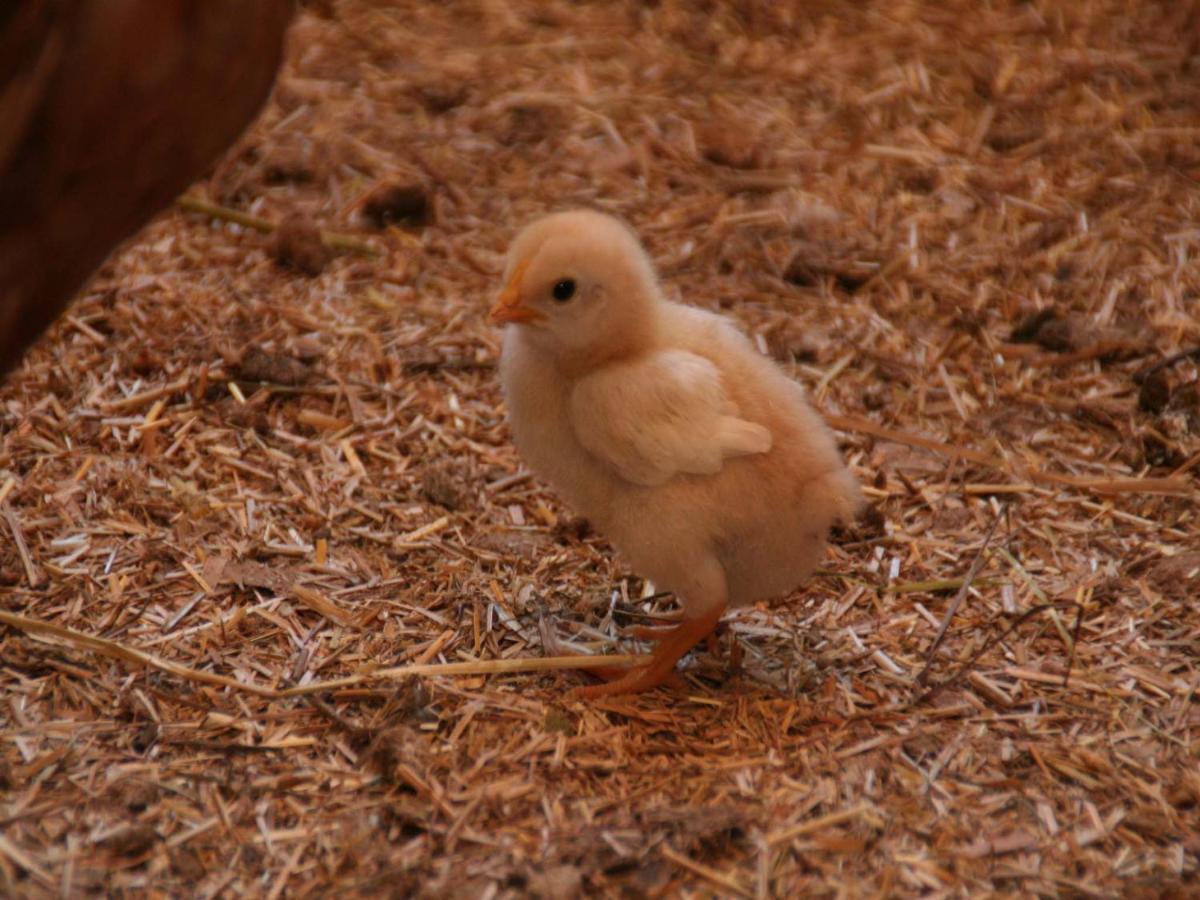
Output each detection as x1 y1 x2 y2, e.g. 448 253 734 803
0 0 1197 895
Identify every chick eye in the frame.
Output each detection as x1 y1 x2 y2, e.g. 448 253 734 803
551 279 576 302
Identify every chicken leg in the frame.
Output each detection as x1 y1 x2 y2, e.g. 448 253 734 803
571 603 725 698
626 622 725 657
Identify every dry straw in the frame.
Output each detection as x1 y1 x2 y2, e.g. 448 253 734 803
0 0 1196 895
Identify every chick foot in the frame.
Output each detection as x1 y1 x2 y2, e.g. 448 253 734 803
538 618 686 691
581 662 686 692
625 622 723 657
623 621 733 681
571 605 725 698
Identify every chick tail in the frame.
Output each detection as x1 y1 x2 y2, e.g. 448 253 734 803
717 417 773 459
810 466 866 529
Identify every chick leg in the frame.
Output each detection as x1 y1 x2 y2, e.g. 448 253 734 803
629 624 722 655
540 618 686 689
581 662 687 691
571 604 725 698
623 624 677 640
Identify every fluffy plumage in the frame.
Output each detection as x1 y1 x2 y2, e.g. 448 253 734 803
493 209 862 696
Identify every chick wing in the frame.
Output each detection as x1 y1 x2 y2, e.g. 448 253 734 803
569 349 771 487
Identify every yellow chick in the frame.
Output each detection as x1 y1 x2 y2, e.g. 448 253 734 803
491 210 862 697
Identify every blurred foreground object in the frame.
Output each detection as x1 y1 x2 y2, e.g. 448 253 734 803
0 0 294 376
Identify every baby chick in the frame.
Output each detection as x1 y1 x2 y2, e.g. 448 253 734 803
492 210 862 697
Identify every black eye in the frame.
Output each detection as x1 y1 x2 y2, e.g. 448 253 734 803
551 279 576 302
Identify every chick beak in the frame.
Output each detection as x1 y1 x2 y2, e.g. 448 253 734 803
489 259 543 325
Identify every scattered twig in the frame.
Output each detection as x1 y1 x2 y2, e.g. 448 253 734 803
177 195 381 257
176 195 274 234
661 844 753 898
765 802 877 847
1027 339 1149 368
911 602 1085 707
0 609 649 699
1132 346 1200 383
994 546 1073 650
99 375 192 413
891 577 1002 594
916 513 1002 686
0 834 55 890
2 508 42 588
824 413 999 467
825 413 1191 495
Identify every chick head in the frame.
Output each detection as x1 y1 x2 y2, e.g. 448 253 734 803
490 210 660 363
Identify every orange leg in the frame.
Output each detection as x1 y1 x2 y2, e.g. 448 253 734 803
706 631 722 657
571 604 725 698
542 631 687 689
540 622 688 690
728 632 743 675
581 661 687 691
628 623 722 661
623 624 676 641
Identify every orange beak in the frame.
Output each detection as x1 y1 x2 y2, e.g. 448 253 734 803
489 258 543 325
